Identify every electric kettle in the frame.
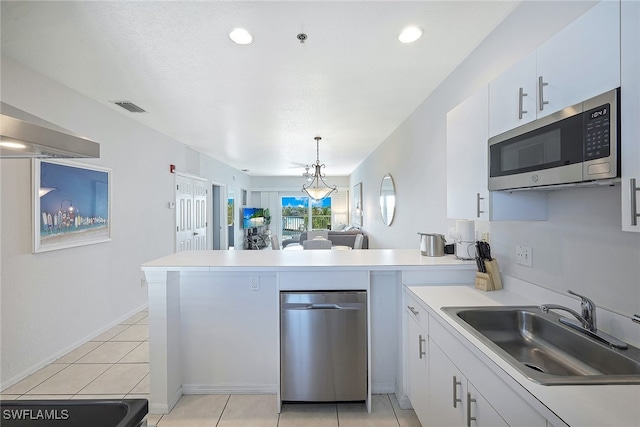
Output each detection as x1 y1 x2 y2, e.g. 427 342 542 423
417 232 446 257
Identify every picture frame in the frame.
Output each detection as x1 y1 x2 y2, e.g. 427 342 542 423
33 159 112 253
352 182 363 227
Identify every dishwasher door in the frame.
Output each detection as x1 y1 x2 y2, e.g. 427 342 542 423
280 291 367 402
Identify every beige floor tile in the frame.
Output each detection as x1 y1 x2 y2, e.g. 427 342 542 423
217 394 278 427
158 394 229 427
0 395 20 400
27 364 111 395
120 342 149 363
2 364 69 395
136 316 149 325
76 341 139 364
55 341 102 364
111 324 149 341
278 402 339 427
92 324 129 342
79 363 149 395
338 395 400 427
129 374 149 394
16 395 73 400
146 413 163 426
122 311 148 325
70 394 126 399
389 394 421 427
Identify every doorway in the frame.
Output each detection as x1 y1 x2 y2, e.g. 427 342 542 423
175 173 208 252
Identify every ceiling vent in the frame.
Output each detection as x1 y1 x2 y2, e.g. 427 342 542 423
113 101 146 113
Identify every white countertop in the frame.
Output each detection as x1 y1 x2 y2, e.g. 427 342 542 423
142 249 475 272
407 285 640 427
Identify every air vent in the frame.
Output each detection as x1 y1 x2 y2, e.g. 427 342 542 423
113 101 146 113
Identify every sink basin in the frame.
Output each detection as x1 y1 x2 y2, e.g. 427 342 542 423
441 306 640 385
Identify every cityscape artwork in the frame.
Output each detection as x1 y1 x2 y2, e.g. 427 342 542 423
33 160 111 253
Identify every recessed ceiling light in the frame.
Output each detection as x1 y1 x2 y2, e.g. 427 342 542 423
398 27 423 44
229 28 253 45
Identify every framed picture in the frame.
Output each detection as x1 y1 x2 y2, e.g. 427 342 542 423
33 159 112 253
352 182 363 227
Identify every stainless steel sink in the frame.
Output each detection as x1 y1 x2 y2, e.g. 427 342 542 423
441 306 640 385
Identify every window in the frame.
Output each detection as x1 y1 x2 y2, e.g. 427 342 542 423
281 196 332 240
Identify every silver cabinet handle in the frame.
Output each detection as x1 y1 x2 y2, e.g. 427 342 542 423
407 305 419 316
518 87 528 119
538 76 549 111
476 193 484 218
632 314 640 324
467 392 477 427
452 376 462 408
418 334 426 359
630 178 639 226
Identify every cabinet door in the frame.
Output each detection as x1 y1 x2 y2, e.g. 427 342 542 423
536 1 620 117
407 315 429 423
621 0 640 232
489 52 537 137
446 85 490 221
428 338 466 426
467 382 509 427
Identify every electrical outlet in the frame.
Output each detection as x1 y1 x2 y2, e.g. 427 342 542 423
250 276 259 291
516 245 533 267
140 277 147 287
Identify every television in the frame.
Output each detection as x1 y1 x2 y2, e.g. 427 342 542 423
242 207 265 229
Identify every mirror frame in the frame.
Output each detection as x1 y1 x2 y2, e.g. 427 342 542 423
379 173 396 226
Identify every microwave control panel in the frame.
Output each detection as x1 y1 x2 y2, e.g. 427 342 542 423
584 103 610 160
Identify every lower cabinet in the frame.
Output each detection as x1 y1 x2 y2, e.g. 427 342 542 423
429 338 508 427
404 288 553 427
407 315 429 422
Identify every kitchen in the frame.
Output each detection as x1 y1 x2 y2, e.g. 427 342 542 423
2 1 639 426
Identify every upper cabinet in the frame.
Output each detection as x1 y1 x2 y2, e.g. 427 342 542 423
621 0 640 233
490 1 621 138
446 86 547 222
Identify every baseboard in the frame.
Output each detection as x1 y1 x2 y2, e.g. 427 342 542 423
1 302 148 392
371 382 395 394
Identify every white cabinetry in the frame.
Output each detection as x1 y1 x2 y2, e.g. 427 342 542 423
429 340 508 427
403 287 552 427
405 295 429 422
489 1 621 137
446 86 547 221
621 0 640 233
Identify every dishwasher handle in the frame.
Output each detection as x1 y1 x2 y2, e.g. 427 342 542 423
283 303 363 311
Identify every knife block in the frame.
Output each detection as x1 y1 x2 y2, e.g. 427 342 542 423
474 259 502 291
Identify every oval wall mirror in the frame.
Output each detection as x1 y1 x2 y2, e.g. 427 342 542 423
379 174 396 226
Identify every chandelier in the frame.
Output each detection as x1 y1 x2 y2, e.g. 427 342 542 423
302 136 337 201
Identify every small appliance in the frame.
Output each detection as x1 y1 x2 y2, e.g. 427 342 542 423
488 88 620 191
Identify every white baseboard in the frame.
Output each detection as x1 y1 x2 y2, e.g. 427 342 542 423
182 383 279 395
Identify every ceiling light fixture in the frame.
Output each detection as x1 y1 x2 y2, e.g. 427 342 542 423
229 28 253 45
302 166 313 182
302 136 337 201
398 26 423 43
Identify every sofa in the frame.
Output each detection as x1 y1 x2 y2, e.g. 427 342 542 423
298 230 368 249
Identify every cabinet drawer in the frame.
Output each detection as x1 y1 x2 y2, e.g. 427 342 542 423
405 292 429 332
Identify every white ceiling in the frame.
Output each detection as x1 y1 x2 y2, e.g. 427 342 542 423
1 1 519 176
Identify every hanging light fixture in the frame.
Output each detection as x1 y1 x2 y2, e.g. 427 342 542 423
302 136 337 201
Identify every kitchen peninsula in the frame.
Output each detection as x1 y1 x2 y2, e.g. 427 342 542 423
141 249 475 414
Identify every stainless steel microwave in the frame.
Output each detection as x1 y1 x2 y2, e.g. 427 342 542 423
488 88 620 191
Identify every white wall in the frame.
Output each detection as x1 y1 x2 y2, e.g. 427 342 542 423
0 56 251 388
351 1 639 315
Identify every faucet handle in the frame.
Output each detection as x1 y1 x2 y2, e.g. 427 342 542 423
568 290 597 330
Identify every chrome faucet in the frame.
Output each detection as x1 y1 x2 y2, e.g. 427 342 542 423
541 290 596 331
540 290 628 349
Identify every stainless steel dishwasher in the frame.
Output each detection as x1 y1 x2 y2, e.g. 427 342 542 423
280 291 367 402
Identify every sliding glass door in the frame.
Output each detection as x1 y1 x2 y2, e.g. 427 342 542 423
281 196 332 242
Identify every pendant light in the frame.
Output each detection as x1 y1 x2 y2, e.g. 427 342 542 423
302 136 337 201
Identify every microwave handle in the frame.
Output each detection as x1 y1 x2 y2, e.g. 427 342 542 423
631 178 640 226
538 76 549 111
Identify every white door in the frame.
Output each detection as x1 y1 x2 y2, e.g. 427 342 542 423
176 174 208 252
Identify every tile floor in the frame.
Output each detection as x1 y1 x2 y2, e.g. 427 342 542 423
1 310 421 426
